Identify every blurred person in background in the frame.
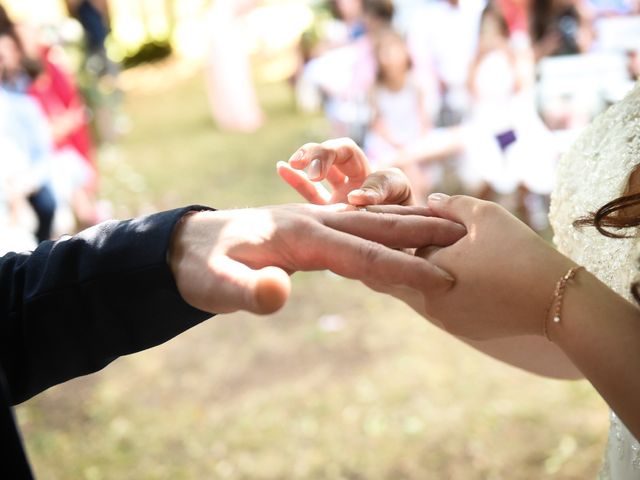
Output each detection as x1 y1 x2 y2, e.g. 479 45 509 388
22 28 101 230
496 0 530 36
407 0 487 127
530 0 604 144
0 6 100 234
0 30 56 243
629 49 640 80
328 0 367 43
296 0 365 111
587 0 640 15
206 0 264 132
64 0 110 71
296 0 394 143
463 2 523 198
530 0 595 60
363 29 434 199
0 135 37 254
300 0 366 62
64 0 121 143
463 1 556 229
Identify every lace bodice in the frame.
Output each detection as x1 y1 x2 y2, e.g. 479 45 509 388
549 81 640 479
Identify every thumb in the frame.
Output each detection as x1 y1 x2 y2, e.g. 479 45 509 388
347 168 413 206
209 257 291 315
426 193 485 225
253 266 292 314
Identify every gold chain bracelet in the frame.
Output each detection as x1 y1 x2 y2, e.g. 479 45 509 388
543 266 585 341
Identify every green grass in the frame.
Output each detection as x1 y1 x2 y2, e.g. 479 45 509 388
16 64 609 479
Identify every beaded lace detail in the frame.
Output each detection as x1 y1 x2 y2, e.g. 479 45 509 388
549 81 640 480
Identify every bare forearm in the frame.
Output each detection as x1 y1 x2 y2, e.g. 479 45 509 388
552 270 640 438
389 288 582 379
463 336 583 380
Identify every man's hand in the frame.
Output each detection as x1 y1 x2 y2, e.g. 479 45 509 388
169 203 465 316
277 137 414 206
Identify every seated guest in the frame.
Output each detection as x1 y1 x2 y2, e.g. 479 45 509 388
0 34 56 243
0 8 100 231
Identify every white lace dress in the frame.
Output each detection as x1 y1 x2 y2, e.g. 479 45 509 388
549 80 640 479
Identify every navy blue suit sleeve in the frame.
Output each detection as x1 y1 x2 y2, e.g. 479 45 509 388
0 206 214 405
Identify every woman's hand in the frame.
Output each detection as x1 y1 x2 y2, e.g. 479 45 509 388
417 194 576 340
278 137 414 206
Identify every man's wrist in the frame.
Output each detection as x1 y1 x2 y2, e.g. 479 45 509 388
167 209 201 268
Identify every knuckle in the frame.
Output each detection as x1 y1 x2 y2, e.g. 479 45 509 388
358 240 382 267
328 137 359 158
379 212 399 229
476 200 501 218
293 215 318 233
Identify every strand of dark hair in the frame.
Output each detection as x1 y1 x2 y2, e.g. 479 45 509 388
574 191 640 303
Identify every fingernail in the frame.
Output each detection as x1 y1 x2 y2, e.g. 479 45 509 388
308 159 322 180
289 149 304 163
434 265 455 283
428 193 449 202
349 189 367 197
350 189 378 198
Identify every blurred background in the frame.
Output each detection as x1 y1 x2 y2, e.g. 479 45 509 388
1 0 638 478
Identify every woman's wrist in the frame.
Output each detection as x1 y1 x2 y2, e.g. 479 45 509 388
542 265 585 340
548 270 635 350
547 270 640 437
523 245 577 337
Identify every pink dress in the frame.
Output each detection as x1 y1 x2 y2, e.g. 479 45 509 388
206 0 264 132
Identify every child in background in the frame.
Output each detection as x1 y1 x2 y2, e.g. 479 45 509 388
298 0 394 143
363 29 433 199
463 2 557 229
463 2 522 198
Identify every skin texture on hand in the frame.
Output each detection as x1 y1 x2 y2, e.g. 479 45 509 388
277 137 414 206
358 198 564 339
168 204 465 316
418 194 576 339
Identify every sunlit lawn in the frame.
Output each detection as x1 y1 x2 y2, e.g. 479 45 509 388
16 61 609 480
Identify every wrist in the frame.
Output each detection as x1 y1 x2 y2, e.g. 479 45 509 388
521 244 577 337
548 270 632 350
168 209 215 278
542 265 584 341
